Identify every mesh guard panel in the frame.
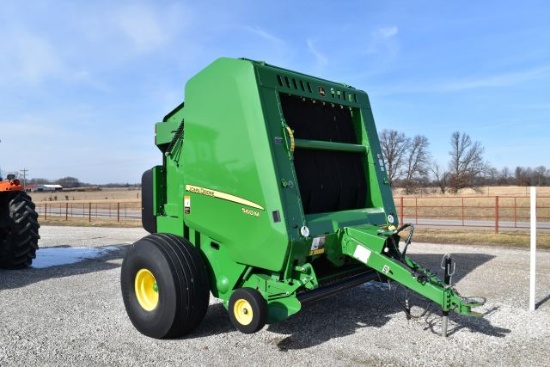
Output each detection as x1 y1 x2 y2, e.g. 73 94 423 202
280 94 367 215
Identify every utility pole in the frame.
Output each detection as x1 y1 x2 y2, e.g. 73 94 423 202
20 168 29 190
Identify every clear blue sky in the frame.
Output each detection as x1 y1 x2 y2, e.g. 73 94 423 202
1 1 548 184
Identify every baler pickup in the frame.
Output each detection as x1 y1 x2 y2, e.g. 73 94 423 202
120 57 486 339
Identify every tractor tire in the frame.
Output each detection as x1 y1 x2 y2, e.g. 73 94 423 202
228 287 268 334
0 191 40 269
120 234 210 339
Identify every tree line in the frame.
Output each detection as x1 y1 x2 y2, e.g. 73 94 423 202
379 129 549 194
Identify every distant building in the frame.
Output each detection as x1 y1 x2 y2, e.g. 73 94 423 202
30 184 63 192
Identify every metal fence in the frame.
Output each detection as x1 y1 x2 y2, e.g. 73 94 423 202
36 201 141 223
35 196 550 233
395 196 550 233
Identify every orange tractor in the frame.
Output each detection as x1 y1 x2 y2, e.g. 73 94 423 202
0 174 39 269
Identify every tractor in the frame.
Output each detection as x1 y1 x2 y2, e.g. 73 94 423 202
0 173 40 269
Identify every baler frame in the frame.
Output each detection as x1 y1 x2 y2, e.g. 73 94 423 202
121 57 485 339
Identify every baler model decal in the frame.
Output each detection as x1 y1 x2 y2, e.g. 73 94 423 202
185 184 265 210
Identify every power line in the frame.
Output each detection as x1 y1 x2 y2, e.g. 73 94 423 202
20 168 29 190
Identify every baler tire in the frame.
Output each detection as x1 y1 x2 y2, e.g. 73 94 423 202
0 191 40 269
120 234 210 339
228 288 267 334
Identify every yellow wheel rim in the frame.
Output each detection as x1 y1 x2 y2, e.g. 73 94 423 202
233 299 253 326
135 269 159 311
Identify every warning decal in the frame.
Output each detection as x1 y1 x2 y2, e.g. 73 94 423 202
184 196 191 214
309 236 326 255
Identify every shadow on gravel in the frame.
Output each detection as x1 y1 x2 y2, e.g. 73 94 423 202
424 306 511 338
191 303 236 338
267 283 398 350
406 252 496 284
153 251 501 345
264 252 499 350
0 244 129 291
536 293 550 309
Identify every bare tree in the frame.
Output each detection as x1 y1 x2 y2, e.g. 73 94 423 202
498 166 512 185
448 131 489 193
56 176 81 188
379 129 409 186
402 135 430 194
431 162 448 194
533 166 549 186
515 166 531 186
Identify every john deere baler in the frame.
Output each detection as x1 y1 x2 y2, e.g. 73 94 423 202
121 57 484 339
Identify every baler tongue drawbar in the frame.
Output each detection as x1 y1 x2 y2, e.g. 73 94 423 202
340 224 485 336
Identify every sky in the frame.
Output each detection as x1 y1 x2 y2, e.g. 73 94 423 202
1 0 549 184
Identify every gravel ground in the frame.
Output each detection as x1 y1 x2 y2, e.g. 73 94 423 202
1 226 549 367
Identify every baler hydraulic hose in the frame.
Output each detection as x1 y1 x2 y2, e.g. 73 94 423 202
395 223 414 258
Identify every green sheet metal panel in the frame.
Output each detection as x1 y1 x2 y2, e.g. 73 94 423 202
181 58 289 272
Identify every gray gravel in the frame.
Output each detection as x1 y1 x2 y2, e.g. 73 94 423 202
1 226 549 366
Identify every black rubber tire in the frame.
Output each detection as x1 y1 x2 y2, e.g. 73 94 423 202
0 191 40 269
120 234 210 339
228 288 268 334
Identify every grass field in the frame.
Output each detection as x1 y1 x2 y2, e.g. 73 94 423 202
29 187 141 202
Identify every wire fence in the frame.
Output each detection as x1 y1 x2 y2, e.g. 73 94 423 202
35 195 550 233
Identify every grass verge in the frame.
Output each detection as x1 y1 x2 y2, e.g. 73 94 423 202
413 227 549 249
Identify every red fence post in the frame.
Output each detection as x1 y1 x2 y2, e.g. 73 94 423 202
495 196 499 234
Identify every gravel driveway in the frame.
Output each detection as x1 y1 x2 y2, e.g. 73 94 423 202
1 226 549 366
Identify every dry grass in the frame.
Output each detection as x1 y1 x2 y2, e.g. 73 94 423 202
393 185 550 197
396 195 550 223
412 227 550 249
29 187 141 203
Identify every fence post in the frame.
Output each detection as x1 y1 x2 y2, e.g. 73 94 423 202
461 197 464 226
117 202 120 222
45 203 48 220
88 202 92 222
65 202 69 221
529 187 537 311
415 197 418 224
514 197 517 228
399 196 404 225
495 196 500 234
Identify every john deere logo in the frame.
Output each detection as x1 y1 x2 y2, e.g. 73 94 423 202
318 86 326 96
